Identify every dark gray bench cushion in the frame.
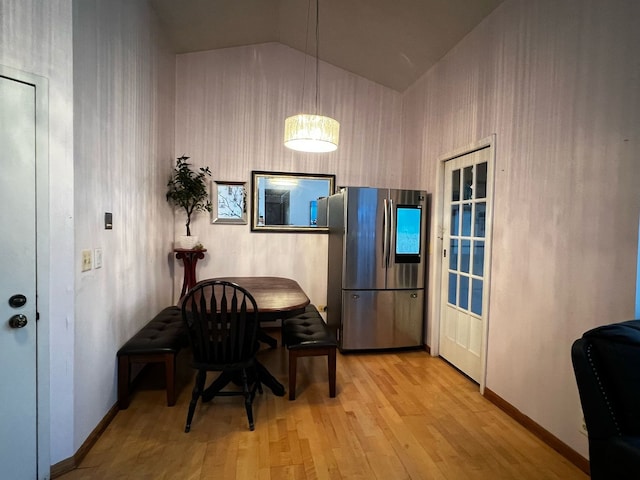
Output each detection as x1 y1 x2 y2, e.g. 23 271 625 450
282 305 337 349
117 306 186 356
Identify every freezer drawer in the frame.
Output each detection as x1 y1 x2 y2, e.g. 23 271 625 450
340 289 424 350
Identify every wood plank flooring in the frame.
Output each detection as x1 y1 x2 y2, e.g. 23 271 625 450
57 334 587 480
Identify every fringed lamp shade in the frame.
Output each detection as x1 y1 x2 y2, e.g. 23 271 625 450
284 114 340 153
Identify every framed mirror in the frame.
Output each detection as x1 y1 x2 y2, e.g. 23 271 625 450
251 171 335 232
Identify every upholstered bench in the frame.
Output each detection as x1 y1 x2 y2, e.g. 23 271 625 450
282 305 337 400
117 306 187 409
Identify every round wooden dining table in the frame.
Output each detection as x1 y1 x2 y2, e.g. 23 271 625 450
214 276 310 322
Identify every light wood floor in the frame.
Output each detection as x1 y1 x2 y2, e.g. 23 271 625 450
58 334 587 480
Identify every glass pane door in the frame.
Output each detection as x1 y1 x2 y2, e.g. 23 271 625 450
448 162 487 316
439 145 492 384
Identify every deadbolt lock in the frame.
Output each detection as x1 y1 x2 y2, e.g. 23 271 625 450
8 294 27 308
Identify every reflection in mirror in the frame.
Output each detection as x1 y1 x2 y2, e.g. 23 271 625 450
251 171 335 232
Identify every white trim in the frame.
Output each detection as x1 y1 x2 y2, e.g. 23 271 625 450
0 64 50 479
430 134 495 394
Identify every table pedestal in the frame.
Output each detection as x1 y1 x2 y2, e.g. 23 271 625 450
174 248 206 298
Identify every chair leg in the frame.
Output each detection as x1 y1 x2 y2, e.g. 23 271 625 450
256 367 263 395
328 347 336 398
242 369 255 431
185 369 205 433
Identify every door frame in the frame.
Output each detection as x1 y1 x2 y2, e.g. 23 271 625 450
1 64 51 477
430 134 496 393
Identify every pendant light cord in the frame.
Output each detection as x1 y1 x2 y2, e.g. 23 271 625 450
301 0 311 112
300 0 321 115
315 0 320 114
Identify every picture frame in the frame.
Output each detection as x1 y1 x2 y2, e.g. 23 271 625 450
212 181 247 224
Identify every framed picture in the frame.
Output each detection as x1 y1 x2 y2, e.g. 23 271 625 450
212 181 247 224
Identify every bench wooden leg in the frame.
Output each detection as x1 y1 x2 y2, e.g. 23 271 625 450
164 352 177 406
287 347 337 400
117 352 178 408
328 347 336 398
288 350 298 401
118 355 131 410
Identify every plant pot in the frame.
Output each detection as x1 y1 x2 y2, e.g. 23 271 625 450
176 235 199 250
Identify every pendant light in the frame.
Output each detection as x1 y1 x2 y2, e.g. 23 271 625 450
284 0 339 153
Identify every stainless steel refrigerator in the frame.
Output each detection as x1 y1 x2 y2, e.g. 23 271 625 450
326 187 427 350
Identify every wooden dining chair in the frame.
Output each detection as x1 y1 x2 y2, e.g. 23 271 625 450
180 280 262 432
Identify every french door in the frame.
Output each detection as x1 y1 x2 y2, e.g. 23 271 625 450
439 146 493 383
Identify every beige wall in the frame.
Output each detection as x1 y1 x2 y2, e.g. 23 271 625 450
73 0 176 457
404 0 640 458
174 43 405 306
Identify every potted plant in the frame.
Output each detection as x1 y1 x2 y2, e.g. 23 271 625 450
166 155 212 249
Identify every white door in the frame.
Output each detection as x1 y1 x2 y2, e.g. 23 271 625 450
439 147 493 383
0 75 39 478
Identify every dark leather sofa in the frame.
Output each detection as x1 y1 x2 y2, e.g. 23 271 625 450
571 319 640 479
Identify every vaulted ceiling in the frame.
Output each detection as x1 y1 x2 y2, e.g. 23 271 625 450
149 0 504 92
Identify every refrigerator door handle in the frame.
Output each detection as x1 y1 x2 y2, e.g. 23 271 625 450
382 198 389 267
387 198 394 267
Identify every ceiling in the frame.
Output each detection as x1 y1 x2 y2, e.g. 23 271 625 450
149 0 504 92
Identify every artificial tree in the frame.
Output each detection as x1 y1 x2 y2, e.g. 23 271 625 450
166 155 212 236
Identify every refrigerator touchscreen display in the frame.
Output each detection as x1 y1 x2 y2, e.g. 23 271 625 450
395 206 421 262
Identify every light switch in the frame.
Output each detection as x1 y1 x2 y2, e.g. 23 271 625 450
81 250 92 272
94 248 103 269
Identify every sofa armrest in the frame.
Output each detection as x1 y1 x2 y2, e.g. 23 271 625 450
571 338 621 439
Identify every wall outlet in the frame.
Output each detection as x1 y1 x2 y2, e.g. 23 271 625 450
81 249 92 272
94 248 103 269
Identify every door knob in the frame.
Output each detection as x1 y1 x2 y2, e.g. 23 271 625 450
8 314 28 329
